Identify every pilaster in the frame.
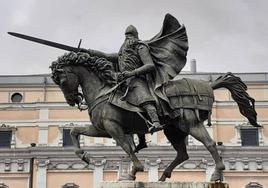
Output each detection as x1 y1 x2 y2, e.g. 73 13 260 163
92 157 106 188
145 158 161 182
36 159 49 188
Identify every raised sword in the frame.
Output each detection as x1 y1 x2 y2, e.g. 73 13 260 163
8 32 82 52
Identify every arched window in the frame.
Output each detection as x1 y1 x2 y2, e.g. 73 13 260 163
246 182 263 188
62 183 79 188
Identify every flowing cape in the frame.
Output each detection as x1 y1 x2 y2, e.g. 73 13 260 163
145 14 189 100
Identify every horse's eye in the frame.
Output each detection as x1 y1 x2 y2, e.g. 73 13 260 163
60 77 67 85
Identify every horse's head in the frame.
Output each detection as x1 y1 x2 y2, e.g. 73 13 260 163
50 52 83 106
50 52 116 107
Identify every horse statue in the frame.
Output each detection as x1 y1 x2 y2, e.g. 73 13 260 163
50 51 259 182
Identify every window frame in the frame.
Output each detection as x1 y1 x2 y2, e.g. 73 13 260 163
240 128 259 146
9 92 24 103
58 123 85 147
235 123 263 146
62 128 73 147
62 183 79 188
245 182 263 188
0 124 16 149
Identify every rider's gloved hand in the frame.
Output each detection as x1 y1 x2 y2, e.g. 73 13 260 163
78 48 89 53
117 71 135 82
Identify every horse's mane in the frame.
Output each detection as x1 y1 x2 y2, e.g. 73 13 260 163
50 52 117 85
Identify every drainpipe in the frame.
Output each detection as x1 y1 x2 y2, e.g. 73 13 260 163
29 143 36 188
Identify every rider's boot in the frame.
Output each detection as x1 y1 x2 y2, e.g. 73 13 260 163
134 134 148 153
143 103 163 134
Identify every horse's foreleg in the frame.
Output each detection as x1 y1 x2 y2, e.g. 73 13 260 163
103 119 144 180
70 126 109 164
159 125 189 182
189 122 225 181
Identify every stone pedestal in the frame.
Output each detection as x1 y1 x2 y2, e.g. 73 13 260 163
101 181 229 188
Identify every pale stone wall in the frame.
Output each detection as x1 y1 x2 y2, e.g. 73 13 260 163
16 126 39 147
159 171 207 182
0 110 39 120
0 73 268 188
49 109 88 119
47 172 93 188
214 125 236 145
46 90 65 102
0 173 29 188
103 171 118 181
24 91 44 103
0 92 9 103
48 126 59 145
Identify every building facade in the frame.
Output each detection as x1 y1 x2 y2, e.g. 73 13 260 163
0 72 268 188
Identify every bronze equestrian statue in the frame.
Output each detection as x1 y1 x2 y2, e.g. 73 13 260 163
8 13 259 182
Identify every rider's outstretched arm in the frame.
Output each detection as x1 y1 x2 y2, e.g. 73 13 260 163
80 48 118 64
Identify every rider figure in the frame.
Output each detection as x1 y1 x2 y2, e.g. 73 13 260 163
84 25 163 134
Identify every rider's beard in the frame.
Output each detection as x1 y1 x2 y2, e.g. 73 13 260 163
123 37 139 49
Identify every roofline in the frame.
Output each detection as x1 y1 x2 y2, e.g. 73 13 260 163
0 72 267 86
1 71 268 77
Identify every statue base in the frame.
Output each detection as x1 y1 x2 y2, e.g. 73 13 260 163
101 181 229 188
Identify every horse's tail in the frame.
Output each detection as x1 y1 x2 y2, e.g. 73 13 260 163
211 72 260 127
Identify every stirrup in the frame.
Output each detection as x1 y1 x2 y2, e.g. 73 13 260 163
149 124 164 134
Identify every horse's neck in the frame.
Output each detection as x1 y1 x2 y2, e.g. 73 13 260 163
77 67 110 106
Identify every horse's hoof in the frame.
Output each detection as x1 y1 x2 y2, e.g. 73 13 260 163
158 175 166 182
216 163 226 170
135 165 144 172
81 152 91 165
133 162 144 172
210 170 223 182
75 149 84 155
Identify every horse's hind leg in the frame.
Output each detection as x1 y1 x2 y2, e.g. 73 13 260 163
189 120 225 181
70 126 110 164
159 124 189 182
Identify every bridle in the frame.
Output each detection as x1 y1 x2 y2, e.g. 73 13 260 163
52 67 88 111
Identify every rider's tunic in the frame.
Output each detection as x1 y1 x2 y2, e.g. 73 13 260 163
118 42 155 106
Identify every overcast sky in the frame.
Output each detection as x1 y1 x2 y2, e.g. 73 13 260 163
1 0 268 75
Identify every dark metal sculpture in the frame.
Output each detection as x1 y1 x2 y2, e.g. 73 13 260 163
49 51 259 181
9 13 259 182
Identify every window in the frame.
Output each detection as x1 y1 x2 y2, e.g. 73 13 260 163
241 128 259 146
59 123 84 147
63 129 73 147
0 131 12 148
62 183 79 188
11 92 23 103
246 182 263 188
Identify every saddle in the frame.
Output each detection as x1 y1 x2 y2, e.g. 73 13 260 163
108 78 214 118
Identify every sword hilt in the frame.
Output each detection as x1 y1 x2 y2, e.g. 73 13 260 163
77 39 82 50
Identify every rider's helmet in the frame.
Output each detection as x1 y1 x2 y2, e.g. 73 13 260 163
125 25 138 38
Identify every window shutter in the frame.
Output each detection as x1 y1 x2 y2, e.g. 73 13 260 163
0 131 12 148
241 129 259 146
63 129 73 147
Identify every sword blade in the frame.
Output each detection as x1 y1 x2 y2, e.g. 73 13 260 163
8 32 79 52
